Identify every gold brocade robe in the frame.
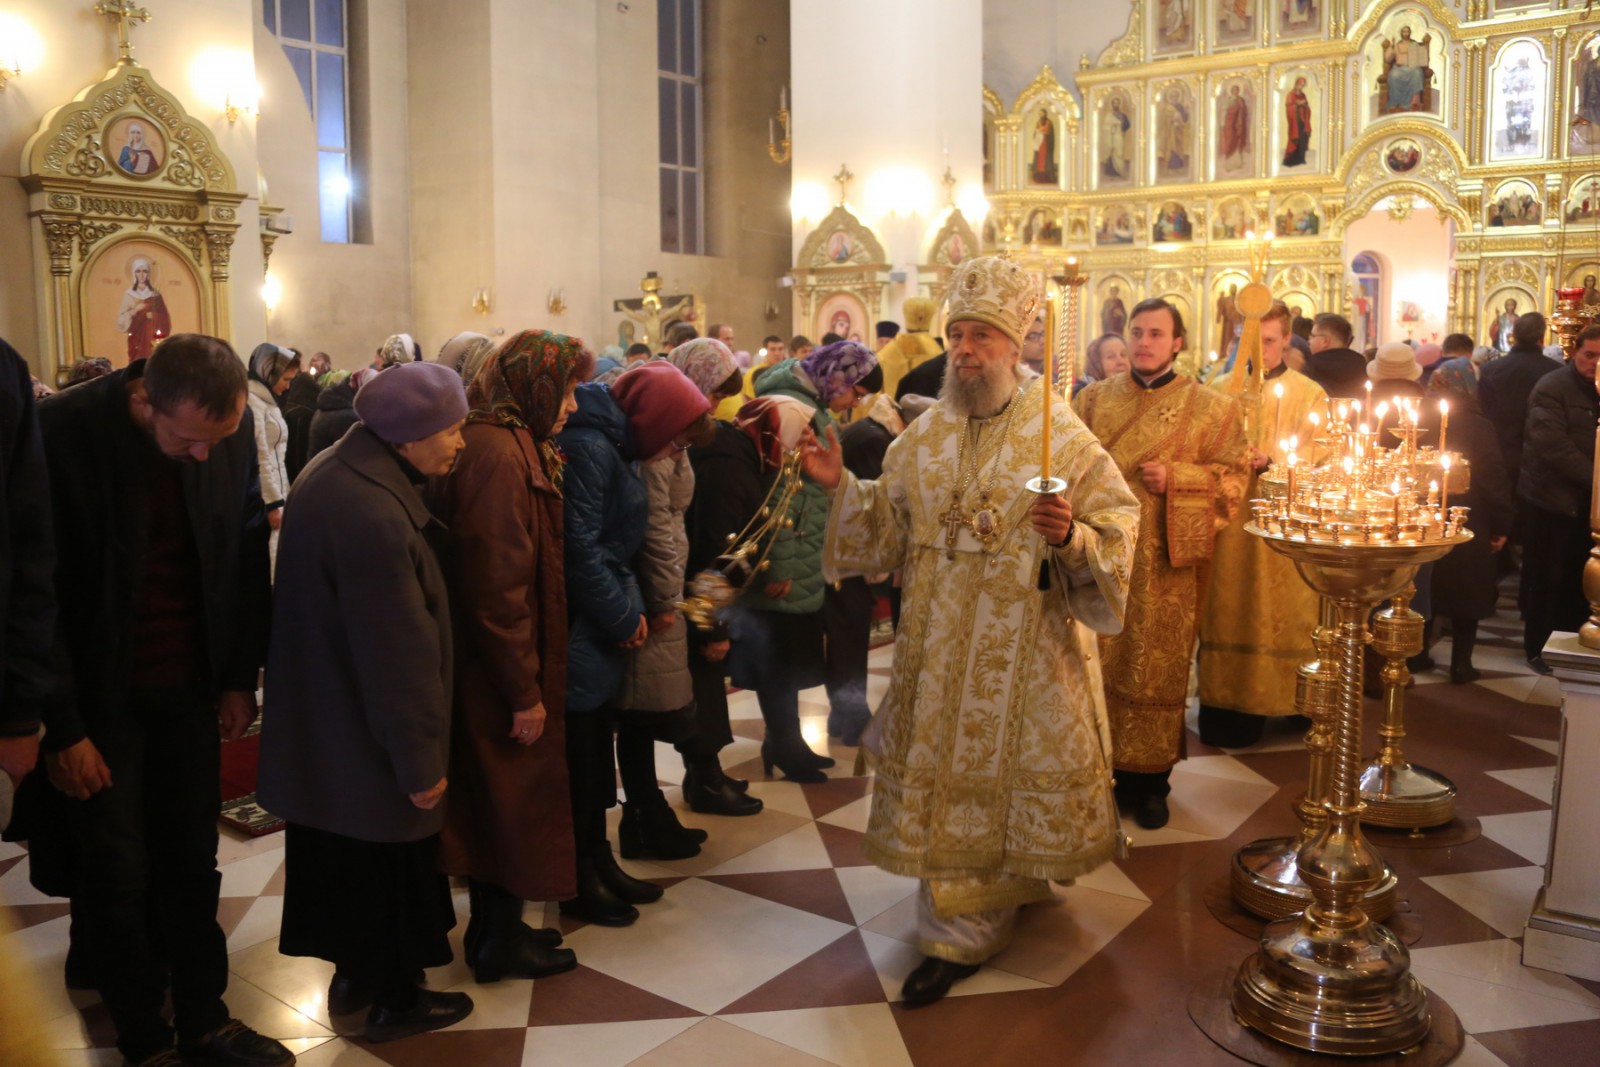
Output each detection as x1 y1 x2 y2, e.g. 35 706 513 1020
824 379 1140 911
1199 367 1327 717
1073 372 1250 773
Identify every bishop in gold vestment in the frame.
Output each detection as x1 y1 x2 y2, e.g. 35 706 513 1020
807 256 1140 1003
1074 297 1249 828
1198 303 1327 743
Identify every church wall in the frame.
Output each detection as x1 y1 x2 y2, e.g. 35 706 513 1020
255 0 415 368
405 0 495 358
0 0 266 372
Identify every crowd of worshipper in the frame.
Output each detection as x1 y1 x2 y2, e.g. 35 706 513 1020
1 253 1592 1064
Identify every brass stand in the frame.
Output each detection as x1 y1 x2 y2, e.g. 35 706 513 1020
1230 597 1398 922
1359 585 1457 831
1232 538 1459 1056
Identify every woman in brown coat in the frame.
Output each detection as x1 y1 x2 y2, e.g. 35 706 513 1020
434 330 593 982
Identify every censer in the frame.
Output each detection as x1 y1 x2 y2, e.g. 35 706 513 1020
680 449 807 630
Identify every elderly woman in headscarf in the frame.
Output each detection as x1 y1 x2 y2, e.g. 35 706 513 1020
436 331 496 383
377 333 422 367
743 340 881 781
1413 357 1513 683
430 330 591 984
557 360 716 925
681 393 814 813
246 343 301 547
1076 332 1129 394
610 339 751 856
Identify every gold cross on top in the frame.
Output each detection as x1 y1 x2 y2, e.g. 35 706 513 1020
833 164 854 206
94 1 153 64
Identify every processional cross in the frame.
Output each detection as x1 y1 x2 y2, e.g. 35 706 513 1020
95 1 152 64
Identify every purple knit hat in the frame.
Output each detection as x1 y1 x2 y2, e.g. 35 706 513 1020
354 361 469 444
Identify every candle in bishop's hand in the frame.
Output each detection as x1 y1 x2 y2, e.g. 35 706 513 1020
1042 332 1053 482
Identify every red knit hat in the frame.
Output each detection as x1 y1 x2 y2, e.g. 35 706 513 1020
610 360 711 459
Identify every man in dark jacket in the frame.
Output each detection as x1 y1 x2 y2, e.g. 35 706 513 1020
1480 311 1562 497
33 335 289 1067
0 339 55 786
280 368 321 482
1517 326 1600 671
307 370 361 460
1304 313 1368 398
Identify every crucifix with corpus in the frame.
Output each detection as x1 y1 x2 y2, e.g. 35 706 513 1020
613 271 699 349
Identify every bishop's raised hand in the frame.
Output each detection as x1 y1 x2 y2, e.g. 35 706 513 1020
800 425 843 490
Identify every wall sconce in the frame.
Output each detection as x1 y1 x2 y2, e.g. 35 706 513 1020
0 12 44 90
767 85 790 164
225 85 260 124
547 288 567 315
472 288 492 316
261 272 282 313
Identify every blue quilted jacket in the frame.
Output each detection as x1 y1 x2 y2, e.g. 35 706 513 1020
556 383 648 712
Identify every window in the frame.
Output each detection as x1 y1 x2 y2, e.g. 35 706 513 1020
263 0 353 244
1351 252 1384 351
658 0 704 255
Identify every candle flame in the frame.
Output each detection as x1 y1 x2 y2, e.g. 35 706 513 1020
1441 454 1452 470
1358 422 1370 434
1376 402 1389 418
1273 382 1284 398
1343 457 1354 472
1439 399 1448 415
1309 412 1321 427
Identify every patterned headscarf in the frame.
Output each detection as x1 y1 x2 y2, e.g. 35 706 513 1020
666 337 739 399
378 333 421 366
733 395 815 471
466 330 594 490
799 340 878 403
1426 357 1477 402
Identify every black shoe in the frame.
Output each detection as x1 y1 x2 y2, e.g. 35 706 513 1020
1450 666 1482 684
592 844 665 905
1134 794 1170 830
760 736 829 783
364 989 474 1043
900 957 980 1006
126 1051 183 1067
1528 655 1554 675
465 881 563 967
683 765 764 816
1406 651 1436 674
471 885 579 982
1197 705 1266 748
618 799 703 860
176 1020 294 1066
327 972 373 1016
559 852 641 926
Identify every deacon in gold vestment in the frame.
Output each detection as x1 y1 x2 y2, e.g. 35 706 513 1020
1198 302 1327 746
804 256 1140 1005
1074 297 1250 830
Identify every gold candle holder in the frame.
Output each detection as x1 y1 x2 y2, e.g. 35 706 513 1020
1358 585 1457 832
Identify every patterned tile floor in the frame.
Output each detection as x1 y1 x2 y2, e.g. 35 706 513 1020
2 596 1594 1065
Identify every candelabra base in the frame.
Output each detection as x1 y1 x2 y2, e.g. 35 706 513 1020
1359 761 1457 831
1232 912 1432 1055
1230 835 1397 922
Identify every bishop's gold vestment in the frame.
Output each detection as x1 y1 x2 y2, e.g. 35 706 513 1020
824 379 1140 917
1198 366 1327 717
1073 372 1249 773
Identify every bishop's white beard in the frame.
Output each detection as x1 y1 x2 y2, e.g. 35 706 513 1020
942 358 1021 418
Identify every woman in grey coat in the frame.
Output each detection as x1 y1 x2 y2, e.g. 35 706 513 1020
611 339 754 860
259 362 474 1043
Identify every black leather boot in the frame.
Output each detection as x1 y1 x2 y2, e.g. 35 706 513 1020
682 761 763 816
901 957 980 1006
471 882 577 982
618 795 704 860
1450 618 1481 684
592 842 665 904
760 734 828 783
559 849 640 927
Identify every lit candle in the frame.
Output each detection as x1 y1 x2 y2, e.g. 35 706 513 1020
1272 381 1284 455
1043 324 1054 483
1438 398 1449 458
1364 379 1374 404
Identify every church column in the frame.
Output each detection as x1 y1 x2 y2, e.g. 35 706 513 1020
1553 29 1570 163
789 0 984 312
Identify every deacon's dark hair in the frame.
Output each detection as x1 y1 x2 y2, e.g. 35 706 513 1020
764 334 784 347
1291 316 1313 340
665 322 698 347
1313 313 1353 347
1512 311 1547 349
1441 332 1474 357
144 335 247 420
1128 297 1186 345
789 334 813 350
625 342 653 359
1577 324 1600 347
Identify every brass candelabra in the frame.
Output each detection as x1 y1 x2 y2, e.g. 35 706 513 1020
1227 413 1471 1055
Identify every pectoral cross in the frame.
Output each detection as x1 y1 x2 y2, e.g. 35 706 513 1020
941 495 966 560
95 1 152 64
